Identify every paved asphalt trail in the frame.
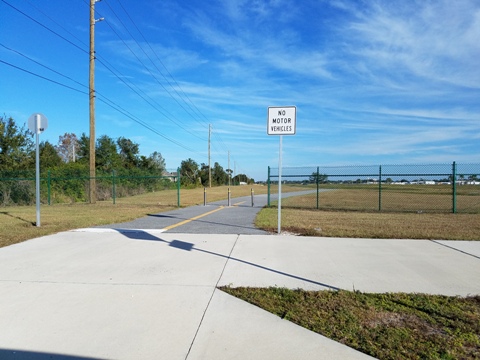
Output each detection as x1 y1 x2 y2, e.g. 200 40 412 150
98 190 319 234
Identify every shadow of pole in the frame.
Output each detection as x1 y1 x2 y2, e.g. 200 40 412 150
116 229 339 291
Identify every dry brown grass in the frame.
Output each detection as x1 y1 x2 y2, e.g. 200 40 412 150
282 186 480 213
2 184 479 248
256 207 480 240
0 184 282 248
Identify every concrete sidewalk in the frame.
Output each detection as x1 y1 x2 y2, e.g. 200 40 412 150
0 230 479 359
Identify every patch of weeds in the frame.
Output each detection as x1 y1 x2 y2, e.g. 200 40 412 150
219 287 480 359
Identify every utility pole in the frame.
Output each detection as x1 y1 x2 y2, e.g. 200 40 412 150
89 0 103 204
208 124 211 188
228 150 231 186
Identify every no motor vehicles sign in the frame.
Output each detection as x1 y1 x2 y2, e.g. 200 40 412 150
267 106 296 135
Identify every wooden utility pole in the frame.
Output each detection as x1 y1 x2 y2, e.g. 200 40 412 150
89 0 103 203
89 0 96 203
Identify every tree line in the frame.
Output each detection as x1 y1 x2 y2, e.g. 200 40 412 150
179 158 254 188
1 115 253 205
0 115 166 173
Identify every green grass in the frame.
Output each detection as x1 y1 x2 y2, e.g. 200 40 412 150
221 287 480 360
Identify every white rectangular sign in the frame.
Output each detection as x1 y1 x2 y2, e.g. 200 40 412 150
267 106 296 135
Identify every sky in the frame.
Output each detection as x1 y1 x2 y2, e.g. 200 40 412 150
1 0 479 181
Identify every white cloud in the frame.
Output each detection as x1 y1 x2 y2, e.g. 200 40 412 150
342 0 480 88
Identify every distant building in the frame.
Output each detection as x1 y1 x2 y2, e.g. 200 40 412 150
163 171 178 182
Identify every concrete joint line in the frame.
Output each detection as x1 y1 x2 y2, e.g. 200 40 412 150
184 234 241 359
431 240 480 260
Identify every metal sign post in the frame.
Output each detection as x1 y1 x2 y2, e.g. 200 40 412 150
28 113 48 227
277 135 282 234
267 106 296 234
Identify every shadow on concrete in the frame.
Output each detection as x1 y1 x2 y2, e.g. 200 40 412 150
0 349 99 359
116 229 339 291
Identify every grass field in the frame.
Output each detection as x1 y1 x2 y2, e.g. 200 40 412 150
280 184 480 213
0 184 275 247
255 207 480 240
2 184 479 247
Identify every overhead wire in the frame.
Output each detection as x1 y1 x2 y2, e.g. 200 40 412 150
1 0 203 154
0 48 198 153
92 0 237 166
113 0 210 129
103 0 237 161
111 0 249 176
98 18 206 141
0 43 89 92
0 59 88 95
97 1 206 137
0 0 87 55
2 0 246 173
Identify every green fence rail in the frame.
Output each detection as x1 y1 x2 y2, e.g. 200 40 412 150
0 168 181 207
268 162 480 214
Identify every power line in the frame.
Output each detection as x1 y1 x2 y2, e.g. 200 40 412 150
5 0 206 143
0 43 89 91
0 0 87 55
0 53 198 154
113 0 210 129
0 59 88 95
2 0 233 165
100 2 209 136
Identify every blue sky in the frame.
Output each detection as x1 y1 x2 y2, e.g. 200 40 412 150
1 0 479 181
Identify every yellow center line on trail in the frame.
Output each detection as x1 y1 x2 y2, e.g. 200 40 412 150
233 201 245 206
162 206 225 231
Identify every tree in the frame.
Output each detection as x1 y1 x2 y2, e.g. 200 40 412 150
117 137 139 169
180 158 199 186
56 133 79 163
309 172 328 184
233 173 253 184
0 115 34 170
96 135 121 171
76 133 90 163
212 162 228 186
198 163 210 186
225 168 233 185
40 141 62 169
139 151 166 174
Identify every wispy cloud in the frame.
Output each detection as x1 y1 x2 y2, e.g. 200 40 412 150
341 0 480 88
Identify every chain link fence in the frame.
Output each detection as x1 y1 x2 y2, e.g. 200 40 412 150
268 162 480 214
0 168 180 206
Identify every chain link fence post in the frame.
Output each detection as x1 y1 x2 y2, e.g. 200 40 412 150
47 170 51 205
378 165 382 211
452 161 457 214
177 167 181 207
112 170 116 205
267 166 271 207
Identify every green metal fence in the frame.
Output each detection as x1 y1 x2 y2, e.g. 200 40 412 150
0 168 181 207
268 162 480 214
